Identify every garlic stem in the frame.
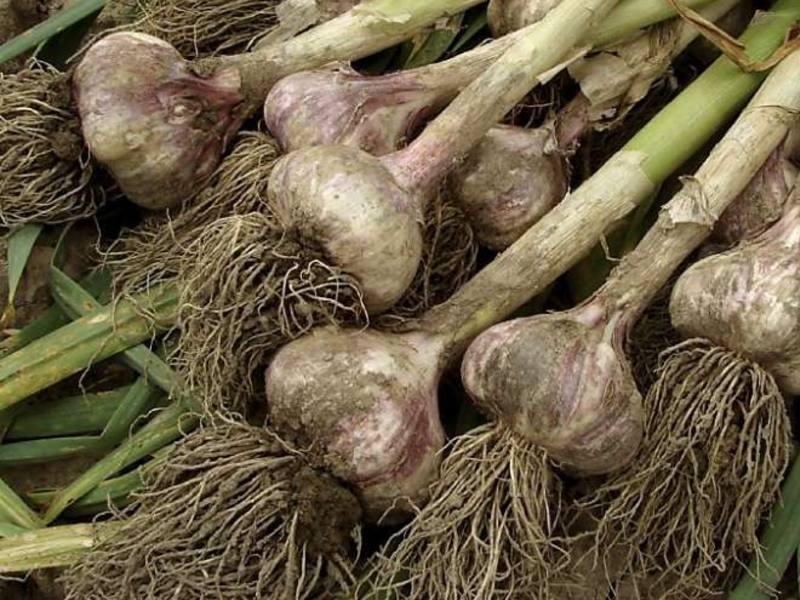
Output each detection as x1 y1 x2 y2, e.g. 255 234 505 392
413 1 800 360
601 47 800 322
385 0 619 195
217 0 489 110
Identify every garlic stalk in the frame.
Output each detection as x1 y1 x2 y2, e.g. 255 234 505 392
268 8 800 599
266 0 740 249
173 0 620 409
57 0 493 212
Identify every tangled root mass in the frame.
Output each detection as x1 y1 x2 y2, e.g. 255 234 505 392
62 418 362 600
362 424 567 600
584 339 792 596
103 131 281 298
0 65 107 227
134 0 280 58
174 211 367 413
380 191 478 326
106 132 477 412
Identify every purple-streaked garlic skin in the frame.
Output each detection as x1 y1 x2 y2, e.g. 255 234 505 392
266 327 446 523
671 206 800 394
74 32 243 210
487 0 561 37
268 144 422 313
449 125 567 250
713 148 791 245
462 302 643 475
265 67 443 156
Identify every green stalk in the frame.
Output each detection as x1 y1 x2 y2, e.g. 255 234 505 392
42 401 197 524
0 405 26 442
424 0 800 357
6 387 132 440
0 381 161 464
592 0 717 46
0 436 103 466
0 479 41 530
40 270 199 522
2 224 44 329
51 267 177 394
569 1 798 301
0 0 105 65
622 4 796 185
0 284 177 411
730 457 800 599
0 523 119 572
29 468 142 514
0 523 28 538
28 449 171 516
98 377 161 444
0 269 110 358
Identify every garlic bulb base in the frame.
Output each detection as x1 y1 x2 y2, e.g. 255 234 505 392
75 32 244 210
462 308 643 475
268 144 423 313
266 328 446 523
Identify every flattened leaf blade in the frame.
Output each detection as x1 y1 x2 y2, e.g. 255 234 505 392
2 224 44 329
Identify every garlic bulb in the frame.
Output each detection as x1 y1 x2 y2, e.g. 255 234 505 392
75 33 243 209
266 327 446 522
450 125 567 249
462 301 643 474
672 202 800 393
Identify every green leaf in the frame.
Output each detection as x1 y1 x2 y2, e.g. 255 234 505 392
0 436 104 466
0 269 111 358
2 225 44 329
42 401 197 523
27 450 171 516
99 377 161 445
7 387 132 440
0 523 27 538
449 10 487 54
0 0 106 66
404 12 464 68
0 283 177 411
0 478 41 530
50 265 179 395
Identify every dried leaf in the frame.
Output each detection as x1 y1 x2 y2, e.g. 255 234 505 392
667 0 800 72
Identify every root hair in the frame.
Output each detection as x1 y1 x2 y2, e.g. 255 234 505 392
103 131 280 298
61 417 362 600
135 0 280 57
361 423 568 600
174 211 367 412
380 192 479 326
583 339 792 595
0 65 107 226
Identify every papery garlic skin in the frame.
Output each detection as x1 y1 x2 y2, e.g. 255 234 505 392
75 32 243 209
672 205 800 394
268 145 423 313
266 328 446 523
450 125 567 249
266 67 442 156
462 304 643 475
